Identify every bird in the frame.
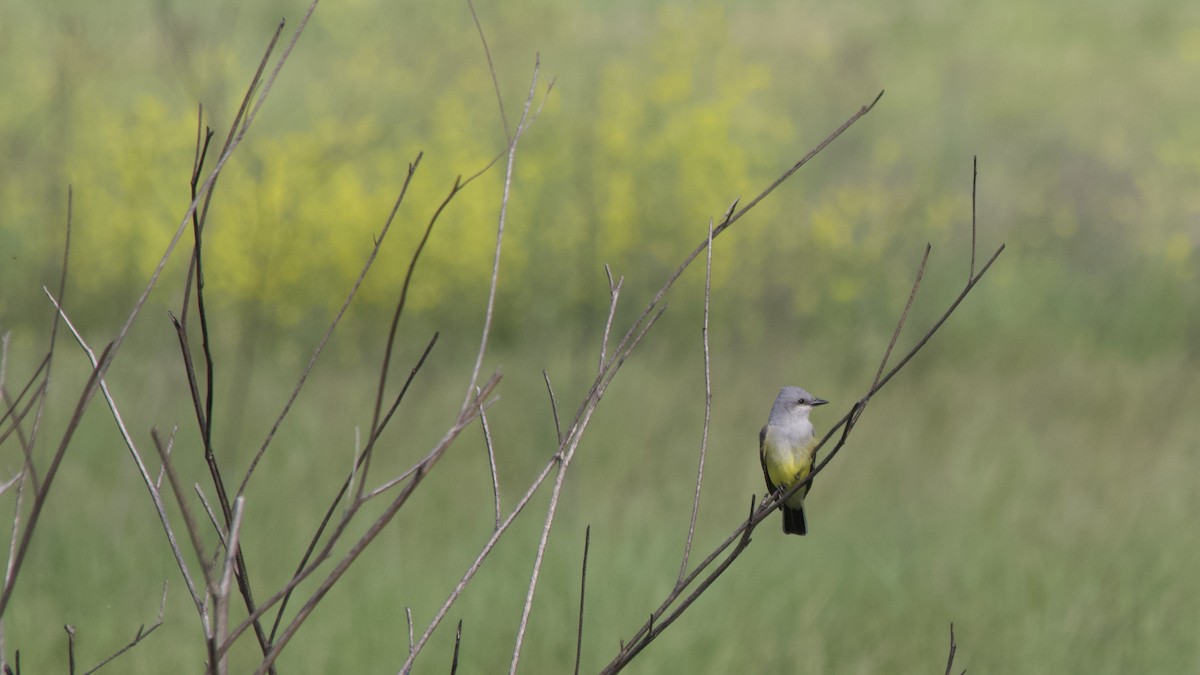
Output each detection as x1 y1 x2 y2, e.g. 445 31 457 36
759 386 828 535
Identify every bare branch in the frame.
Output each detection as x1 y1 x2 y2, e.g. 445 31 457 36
944 623 959 675
406 607 414 657
214 497 246 673
364 172 463 500
507 451 565 674
573 526 591 675
598 265 624 370
970 157 978 280
870 245 930 395
542 370 562 444
65 624 76 675
467 0 509 140
678 217 715 583
450 620 463 675
463 54 540 407
478 388 502 530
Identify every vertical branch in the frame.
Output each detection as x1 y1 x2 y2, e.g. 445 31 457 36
449 620 463 675
573 526 591 675
65 625 76 675
507 453 564 675
542 371 562 444
870 246 930 395
467 0 509 140
678 217 715 583
598 265 624 371
944 623 959 675
214 497 246 675
463 55 540 406
478 390 502 530
363 172 461 501
970 157 978 280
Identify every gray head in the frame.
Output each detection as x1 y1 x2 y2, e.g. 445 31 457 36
768 386 829 424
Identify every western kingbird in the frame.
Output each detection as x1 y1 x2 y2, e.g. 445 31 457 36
759 386 828 535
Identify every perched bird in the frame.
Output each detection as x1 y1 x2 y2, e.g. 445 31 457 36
759 386 828 535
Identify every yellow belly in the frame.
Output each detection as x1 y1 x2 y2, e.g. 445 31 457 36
763 437 814 509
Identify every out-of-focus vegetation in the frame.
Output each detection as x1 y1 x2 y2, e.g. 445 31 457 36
4 0 1195 353
1 0 1197 673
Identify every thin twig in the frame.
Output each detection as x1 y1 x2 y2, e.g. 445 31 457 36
678 217 715 583
478 388 502 530
363 173 464 501
194 486 225 550
65 625 76 675
406 608 414 656
507 448 566 674
467 0 509 140
970 157 978 280
573 526 591 675
542 370 562 444
214 497 246 674
463 54 540 408
870 245 930 394
598 265 623 370
450 620 463 675
944 623 959 675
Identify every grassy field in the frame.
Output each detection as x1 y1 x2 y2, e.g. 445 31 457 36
1 0 1198 672
3 334 1197 672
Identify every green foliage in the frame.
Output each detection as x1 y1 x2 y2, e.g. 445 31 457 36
3 0 1197 354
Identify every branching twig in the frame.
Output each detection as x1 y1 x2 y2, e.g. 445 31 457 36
944 623 962 675
601 154 1004 673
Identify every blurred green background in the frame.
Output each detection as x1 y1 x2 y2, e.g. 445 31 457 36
1 0 1198 672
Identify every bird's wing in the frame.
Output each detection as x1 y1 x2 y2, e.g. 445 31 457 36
758 425 778 494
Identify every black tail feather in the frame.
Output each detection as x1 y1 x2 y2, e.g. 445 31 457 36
782 506 808 536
